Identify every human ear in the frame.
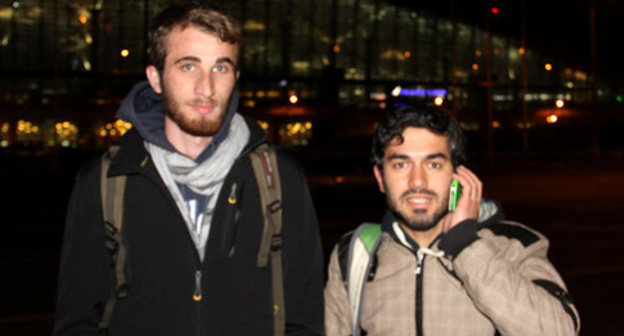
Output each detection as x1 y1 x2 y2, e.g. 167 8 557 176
373 165 386 193
145 65 163 94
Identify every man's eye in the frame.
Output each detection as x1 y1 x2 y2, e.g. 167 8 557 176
393 162 407 169
181 64 195 71
427 162 442 169
213 64 228 73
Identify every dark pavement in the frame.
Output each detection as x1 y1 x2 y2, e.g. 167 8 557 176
1 153 623 335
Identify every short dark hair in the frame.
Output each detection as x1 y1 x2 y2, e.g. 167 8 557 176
371 105 466 169
148 0 243 71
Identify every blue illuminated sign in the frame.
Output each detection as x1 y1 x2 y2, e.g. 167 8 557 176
398 88 447 98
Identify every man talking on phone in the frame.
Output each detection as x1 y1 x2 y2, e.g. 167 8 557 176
324 105 580 335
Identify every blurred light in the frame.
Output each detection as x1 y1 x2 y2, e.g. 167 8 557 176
333 44 340 53
517 122 533 129
2 34 9 46
518 47 526 55
475 50 482 57
491 121 501 129
566 82 574 89
79 15 88 24
544 63 553 71
472 63 479 71
433 96 444 106
257 120 269 131
494 49 501 55
0 140 8 147
335 176 345 184
256 90 266 98
555 99 565 108
278 79 288 87
243 100 255 108
304 121 312 130
84 33 93 44
12 1 20 9
83 59 92 71
546 114 558 124
490 7 499 15
617 95 623 103
289 94 298 104
370 92 387 101
267 90 280 98
403 51 411 58
391 86 402 97
120 49 130 58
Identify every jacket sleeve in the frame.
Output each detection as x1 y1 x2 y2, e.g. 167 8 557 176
324 245 352 336
439 219 580 336
54 160 113 335
279 152 325 335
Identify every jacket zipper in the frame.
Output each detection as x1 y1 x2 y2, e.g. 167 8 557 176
415 250 425 336
193 269 202 336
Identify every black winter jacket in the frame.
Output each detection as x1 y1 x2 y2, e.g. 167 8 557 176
54 118 324 335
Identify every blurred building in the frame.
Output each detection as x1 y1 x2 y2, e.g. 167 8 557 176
0 0 618 155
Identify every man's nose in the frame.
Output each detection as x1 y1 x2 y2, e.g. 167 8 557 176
195 71 214 97
408 166 427 189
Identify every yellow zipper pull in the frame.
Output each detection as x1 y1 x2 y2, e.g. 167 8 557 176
228 183 237 204
192 270 202 301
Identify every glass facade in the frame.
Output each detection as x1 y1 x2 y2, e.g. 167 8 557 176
0 0 609 151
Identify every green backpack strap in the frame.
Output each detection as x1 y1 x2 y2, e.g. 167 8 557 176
338 223 382 336
249 143 285 336
98 145 128 333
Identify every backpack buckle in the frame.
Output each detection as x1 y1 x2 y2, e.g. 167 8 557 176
267 200 282 213
271 234 283 251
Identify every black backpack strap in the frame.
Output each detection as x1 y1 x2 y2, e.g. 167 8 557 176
249 143 284 336
98 146 128 333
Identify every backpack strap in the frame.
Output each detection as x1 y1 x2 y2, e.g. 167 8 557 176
338 223 382 336
98 146 129 333
248 143 285 336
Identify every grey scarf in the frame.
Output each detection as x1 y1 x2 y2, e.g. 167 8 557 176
146 113 250 260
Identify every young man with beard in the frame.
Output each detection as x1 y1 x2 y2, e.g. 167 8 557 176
324 106 580 335
54 2 323 335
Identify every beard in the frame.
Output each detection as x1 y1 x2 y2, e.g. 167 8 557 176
162 87 228 137
387 188 449 232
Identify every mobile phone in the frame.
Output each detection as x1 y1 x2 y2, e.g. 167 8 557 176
448 179 462 212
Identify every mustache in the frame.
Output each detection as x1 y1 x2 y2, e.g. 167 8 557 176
401 188 437 199
189 99 217 106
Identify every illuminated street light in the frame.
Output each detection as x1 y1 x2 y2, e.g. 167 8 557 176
120 49 130 58
555 99 565 108
433 96 444 106
546 114 558 124
391 85 402 97
289 94 298 104
544 63 553 71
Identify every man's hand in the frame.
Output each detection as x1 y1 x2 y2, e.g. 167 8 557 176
441 165 482 233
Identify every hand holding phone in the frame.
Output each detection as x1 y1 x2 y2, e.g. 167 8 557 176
441 166 482 233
